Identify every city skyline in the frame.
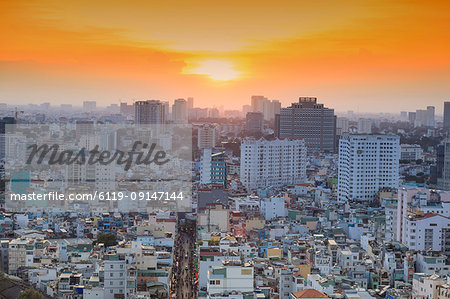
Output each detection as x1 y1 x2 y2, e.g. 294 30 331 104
1 1 450 113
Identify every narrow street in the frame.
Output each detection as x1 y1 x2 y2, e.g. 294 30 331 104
170 214 198 298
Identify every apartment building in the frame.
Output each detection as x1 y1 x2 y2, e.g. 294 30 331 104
338 134 400 202
240 138 307 190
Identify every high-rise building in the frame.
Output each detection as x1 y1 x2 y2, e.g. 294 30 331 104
434 139 450 190
251 95 266 113
427 106 435 127
337 134 400 202
187 97 194 110
250 96 280 121
357 118 372 134
162 101 170 122
278 97 336 152
444 102 450 129
197 124 217 149
272 100 281 117
120 102 134 115
83 101 96 112
408 112 416 124
245 112 263 133
172 98 188 124
414 106 435 127
336 117 349 135
240 138 307 190
134 100 166 124
400 111 408 121
242 105 252 118
0 117 16 158
200 148 227 187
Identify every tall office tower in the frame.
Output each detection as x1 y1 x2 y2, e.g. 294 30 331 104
162 101 170 122
415 109 427 127
134 100 166 124
240 138 307 190
278 97 336 152
242 105 252 118
336 117 350 135
414 106 435 127
400 111 408 121
187 97 194 110
200 148 227 187
408 112 416 124
245 112 263 133
83 101 96 112
172 98 188 124
251 95 266 113
357 118 372 134
250 96 280 121
444 102 450 129
197 124 217 149
426 106 435 127
337 134 400 202
272 100 281 117
434 139 450 190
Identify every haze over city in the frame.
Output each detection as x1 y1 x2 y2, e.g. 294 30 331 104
1 0 450 112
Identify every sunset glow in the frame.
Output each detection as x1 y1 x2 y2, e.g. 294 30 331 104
183 59 241 81
0 0 449 111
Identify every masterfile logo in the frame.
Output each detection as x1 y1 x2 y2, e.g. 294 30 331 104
4 124 192 213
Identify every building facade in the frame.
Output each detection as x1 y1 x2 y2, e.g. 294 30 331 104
200 149 227 187
240 138 307 190
197 124 217 149
278 97 336 152
172 98 188 124
245 112 263 133
337 134 400 202
135 100 166 124
400 144 422 161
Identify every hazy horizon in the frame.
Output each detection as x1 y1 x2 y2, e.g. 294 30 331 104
1 0 449 113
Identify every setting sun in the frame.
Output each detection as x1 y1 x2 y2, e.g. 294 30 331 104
183 59 241 81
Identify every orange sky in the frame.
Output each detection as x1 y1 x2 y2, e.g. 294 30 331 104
1 0 450 112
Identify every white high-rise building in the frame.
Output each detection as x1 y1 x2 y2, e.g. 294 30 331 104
337 134 400 202
197 124 217 149
240 138 307 190
172 98 188 124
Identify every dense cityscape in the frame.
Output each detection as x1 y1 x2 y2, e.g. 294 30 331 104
0 96 449 299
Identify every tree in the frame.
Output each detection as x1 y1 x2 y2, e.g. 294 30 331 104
94 233 117 247
17 288 44 299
